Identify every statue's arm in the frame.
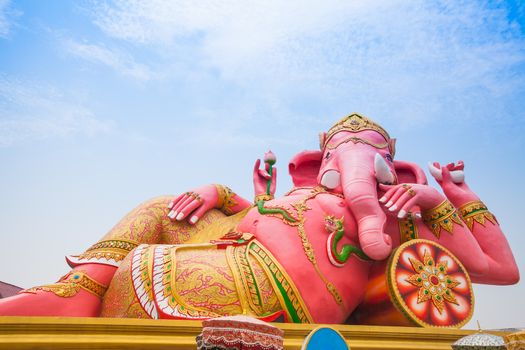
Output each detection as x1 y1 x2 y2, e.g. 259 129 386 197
427 161 519 285
167 154 278 224
168 184 252 224
379 162 519 285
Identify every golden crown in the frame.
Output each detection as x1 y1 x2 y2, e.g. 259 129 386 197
322 113 391 148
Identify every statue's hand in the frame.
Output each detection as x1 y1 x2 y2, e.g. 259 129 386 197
253 158 277 198
378 183 445 219
428 161 478 204
167 184 219 224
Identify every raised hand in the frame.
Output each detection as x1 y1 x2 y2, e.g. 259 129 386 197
378 183 445 219
428 161 478 204
253 152 277 199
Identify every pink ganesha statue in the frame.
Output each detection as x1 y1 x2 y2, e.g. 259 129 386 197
0 113 519 327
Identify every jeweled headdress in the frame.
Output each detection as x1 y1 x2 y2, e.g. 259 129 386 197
320 113 395 155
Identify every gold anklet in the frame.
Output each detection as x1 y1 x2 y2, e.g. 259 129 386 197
23 271 107 299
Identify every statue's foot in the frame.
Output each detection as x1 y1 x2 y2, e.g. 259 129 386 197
0 264 115 317
0 288 102 317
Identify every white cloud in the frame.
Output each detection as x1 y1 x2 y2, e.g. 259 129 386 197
0 77 114 146
64 39 154 80
0 0 16 38
87 0 525 126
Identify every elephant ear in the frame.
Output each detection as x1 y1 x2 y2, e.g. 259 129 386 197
394 160 428 185
289 150 323 187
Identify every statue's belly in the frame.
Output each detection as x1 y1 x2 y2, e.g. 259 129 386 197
237 191 370 323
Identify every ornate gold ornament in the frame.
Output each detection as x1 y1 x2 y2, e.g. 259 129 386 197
23 271 107 299
254 193 274 203
401 184 416 197
398 213 419 243
186 192 203 202
323 113 394 155
214 184 238 215
422 200 463 238
405 250 460 314
249 242 314 323
75 239 138 264
458 201 497 230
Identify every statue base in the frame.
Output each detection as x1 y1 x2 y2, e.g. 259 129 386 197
0 316 510 350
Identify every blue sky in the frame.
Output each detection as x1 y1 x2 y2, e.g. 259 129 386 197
1 0 524 328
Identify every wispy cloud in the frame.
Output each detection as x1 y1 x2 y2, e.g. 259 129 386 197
87 0 525 126
0 0 18 38
0 77 114 146
64 39 154 80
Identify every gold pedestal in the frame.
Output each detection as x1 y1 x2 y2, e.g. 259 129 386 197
0 316 509 350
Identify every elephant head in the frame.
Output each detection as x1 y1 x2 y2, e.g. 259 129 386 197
289 113 427 260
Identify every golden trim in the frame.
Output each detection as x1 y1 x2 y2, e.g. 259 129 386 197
76 239 139 263
458 200 497 230
387 239 474 328
23 271 107 299
324 135 389 151
249 241 314 324
1 316 505 350
225 245 250 314
254 193 274 202
215 184 238 215
324 113 391 152
398 213 419 243
422 200 463 238
228 244 265 315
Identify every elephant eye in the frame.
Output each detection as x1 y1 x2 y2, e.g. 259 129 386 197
386 154 393 162
325 152 331 160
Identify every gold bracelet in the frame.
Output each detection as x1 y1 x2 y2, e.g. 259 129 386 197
422 200 463 238
254 193 274 202
458 201 497 230
214 184 238 215
23 271 107 299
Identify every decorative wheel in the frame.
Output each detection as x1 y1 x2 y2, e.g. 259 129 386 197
387 239 474 328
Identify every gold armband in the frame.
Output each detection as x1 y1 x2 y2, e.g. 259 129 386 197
214 184 238 215
458 201 497 230
23 271 107 299
254 193 274 202
422 200 463 238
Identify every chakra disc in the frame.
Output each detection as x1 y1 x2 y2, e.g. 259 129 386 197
387 239 474 328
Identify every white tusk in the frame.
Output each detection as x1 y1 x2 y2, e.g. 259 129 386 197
320 170 341 189
427 162 443 181
374 153 395 184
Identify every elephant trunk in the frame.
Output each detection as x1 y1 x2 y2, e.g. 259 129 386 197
339 147 392 260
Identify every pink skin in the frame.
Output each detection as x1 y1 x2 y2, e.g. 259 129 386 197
0 263 116 317
253 158 277 196
168 158 277 224
319 131 394 260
